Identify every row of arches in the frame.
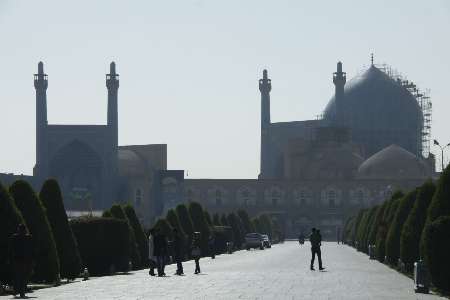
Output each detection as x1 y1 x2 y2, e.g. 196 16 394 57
185 186 372 208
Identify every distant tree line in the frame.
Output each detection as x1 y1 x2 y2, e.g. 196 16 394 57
343 165 450 294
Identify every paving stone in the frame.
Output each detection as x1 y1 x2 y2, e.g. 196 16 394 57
1 242 444 299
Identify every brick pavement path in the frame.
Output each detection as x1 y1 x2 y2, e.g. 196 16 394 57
1 241 444 299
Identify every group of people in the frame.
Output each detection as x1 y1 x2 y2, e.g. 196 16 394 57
148 228 213 276
299 228 325 271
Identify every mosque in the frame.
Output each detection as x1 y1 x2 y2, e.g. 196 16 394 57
0 58 436 235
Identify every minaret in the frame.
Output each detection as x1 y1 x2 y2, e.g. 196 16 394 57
33 61 48 178
106 61 119 149
259 69 271 178
333 61 346 126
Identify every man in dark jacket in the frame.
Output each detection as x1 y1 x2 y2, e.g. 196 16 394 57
153 228 168 277
172 228 184 275
309 228 324 271
10 224 33 298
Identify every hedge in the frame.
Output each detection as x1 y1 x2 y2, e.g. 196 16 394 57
110 204 141 270
189 202 211 253
10 180 59 282
70 217 130 276
367 200 388 247
385 189 418 265
422 216 450 292
211 226 233 254
0 180 26 284
40 179 82 279
123 204 148 268
400 180 435 272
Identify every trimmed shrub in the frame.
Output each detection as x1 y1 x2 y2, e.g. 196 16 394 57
237 210 254 234
361 206 379 252
110 204 141 270
220 214 229 226
123 204 148 269
70 217 130 276
212 213 221 226
426 165 450 224
227 213 244 248
422 216 450 292
40 179 82 279
375 191 404 262
259 214 274 240
367 200 388 246
188 202 211 253
385 189 418 265
211 226 233 254
153 218 173 240
351 209 366 247
203 210 213 226
102 210 112 218
400 180 435 272
176 204 194 239
0 180 26 284
252 217 262 234
342 216 355 244
10 180 59 282
166 209 187 257
355 209 370 251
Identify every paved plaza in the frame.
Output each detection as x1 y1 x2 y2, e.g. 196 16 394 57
1 241 444 300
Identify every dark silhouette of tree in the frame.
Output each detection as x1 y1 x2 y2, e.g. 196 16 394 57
40 179 82 279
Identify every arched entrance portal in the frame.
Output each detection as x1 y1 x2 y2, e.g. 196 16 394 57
49 140 103 210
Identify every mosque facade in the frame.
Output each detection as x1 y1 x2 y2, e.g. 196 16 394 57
0 59 436 235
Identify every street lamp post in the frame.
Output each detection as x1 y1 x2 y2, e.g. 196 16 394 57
433 139 450 171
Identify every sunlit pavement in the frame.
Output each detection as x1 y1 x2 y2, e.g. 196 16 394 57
0 241 444 299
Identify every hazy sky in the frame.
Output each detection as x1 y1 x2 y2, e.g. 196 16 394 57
1 0 449 178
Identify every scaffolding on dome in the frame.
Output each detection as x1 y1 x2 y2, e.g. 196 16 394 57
375 63 433 158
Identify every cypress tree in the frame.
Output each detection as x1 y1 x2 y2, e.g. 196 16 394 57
0 180 26 283
176 203 194 240
188 202 211 252
367 200 388 246
40 179 82 279
426 165 450 224
259 214 274 240
351 209 366 247
361 206 379 252
227 212 244 248
212 213 221 226
252 217 262 233
10 180 59 282
110 204 141 269
237 210 254 234
203 210 213 226
385 189 418 265
375 191 404 262
123 204 149 269
401 180 435 272
220 214 229 226
153 218 173 239
166 208 187 256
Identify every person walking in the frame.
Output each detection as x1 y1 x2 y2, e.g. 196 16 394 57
172 228 184 275
9 224 32 299
153 227 168 277
309 228 324 271
148 229 156 276
191 232 202 274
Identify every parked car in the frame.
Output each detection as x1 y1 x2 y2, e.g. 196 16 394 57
245 233 264 250
262 234 271 248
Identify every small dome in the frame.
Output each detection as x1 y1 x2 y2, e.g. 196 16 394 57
357 144 430 180
324 65 423 157
118 149 147 177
